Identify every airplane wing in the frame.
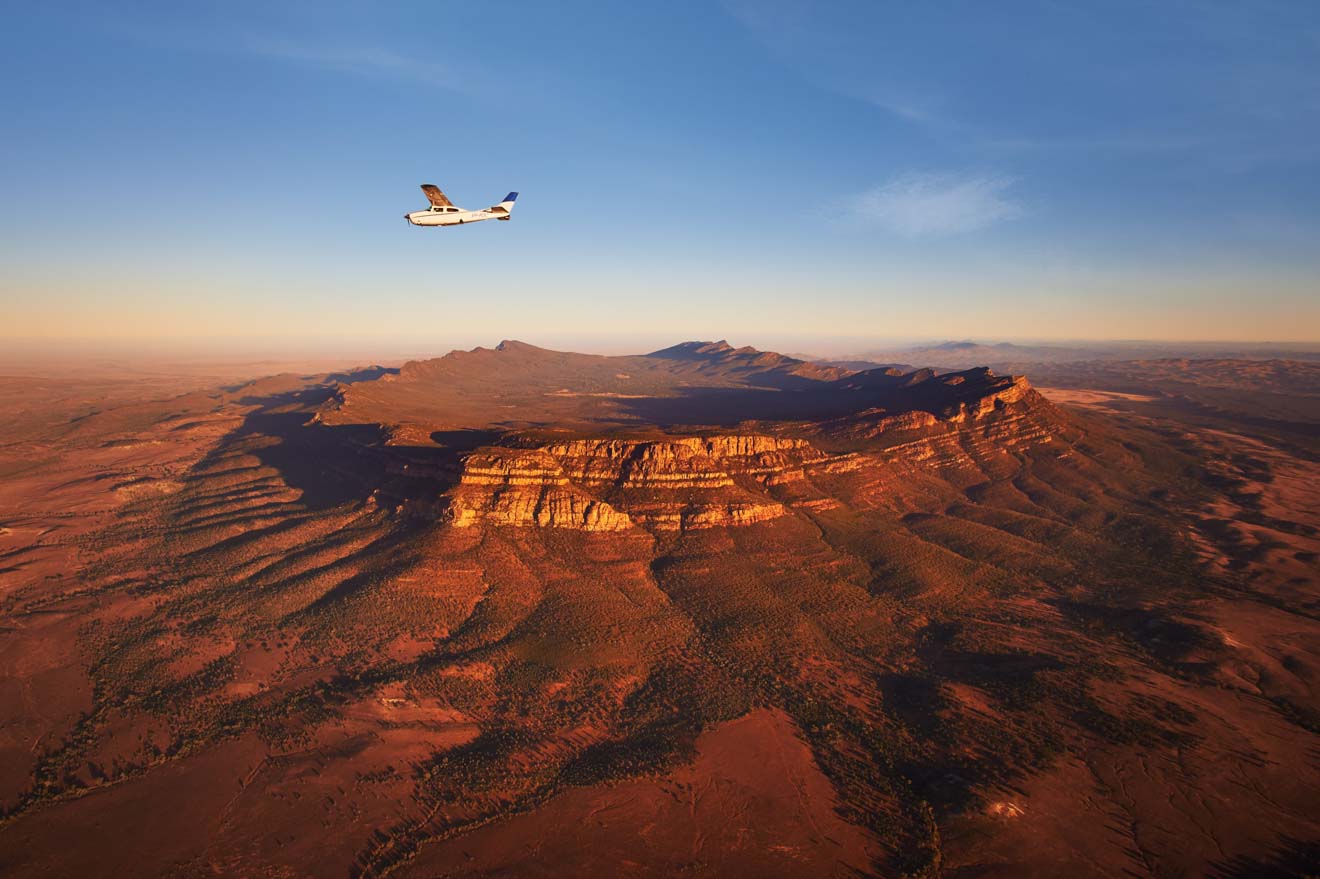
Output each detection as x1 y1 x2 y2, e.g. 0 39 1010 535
420 184 454 208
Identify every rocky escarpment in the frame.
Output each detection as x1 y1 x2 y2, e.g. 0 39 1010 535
820 372 1061 443
443 449 635 531
541 435 826 487
439 437 810 532
424 376 1065 532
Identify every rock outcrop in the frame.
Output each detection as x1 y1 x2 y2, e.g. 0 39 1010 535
426 375 1062 532
441 449 633 531
438 437 802 532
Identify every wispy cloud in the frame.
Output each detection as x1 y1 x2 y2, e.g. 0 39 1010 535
980 132 1211 154
850 173 1022 237
244 37 462 91
862 87 946 126
724 0 1320 166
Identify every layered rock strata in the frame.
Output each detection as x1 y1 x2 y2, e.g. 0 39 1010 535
440 440 799 532
431 378 1060 532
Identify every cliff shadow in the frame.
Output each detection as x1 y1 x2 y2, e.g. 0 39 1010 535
612 384 871 428
225 389 391 510
610 369 1006 429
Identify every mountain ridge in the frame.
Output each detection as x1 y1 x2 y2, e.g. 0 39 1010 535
311 341 1063 532
320 340 1036 441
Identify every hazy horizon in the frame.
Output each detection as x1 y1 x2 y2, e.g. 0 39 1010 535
3 332 1319 373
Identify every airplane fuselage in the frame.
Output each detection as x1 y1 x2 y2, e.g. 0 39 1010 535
405 206 509 226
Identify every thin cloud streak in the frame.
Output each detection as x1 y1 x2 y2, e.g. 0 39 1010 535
244 37 463 90
724 0 1318 163
850 173 1022 237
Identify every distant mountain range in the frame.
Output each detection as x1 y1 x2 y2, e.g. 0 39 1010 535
796 339 1320 371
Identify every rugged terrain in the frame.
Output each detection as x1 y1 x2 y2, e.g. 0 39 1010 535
0 341 1317 878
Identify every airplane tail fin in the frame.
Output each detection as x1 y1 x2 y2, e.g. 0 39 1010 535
490 192 518 219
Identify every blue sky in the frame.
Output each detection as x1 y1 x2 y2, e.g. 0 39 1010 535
2 1 1318 351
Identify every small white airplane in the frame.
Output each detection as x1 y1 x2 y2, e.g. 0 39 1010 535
405 184 518 227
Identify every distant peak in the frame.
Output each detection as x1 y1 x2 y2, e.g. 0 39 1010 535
648 340 738 358
495 340 544 353
687 340 734 354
